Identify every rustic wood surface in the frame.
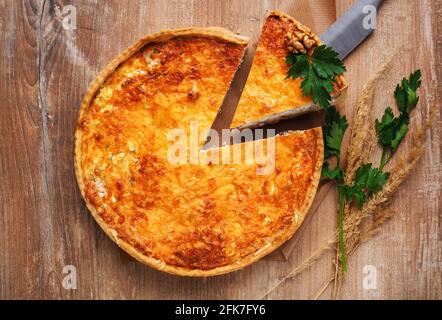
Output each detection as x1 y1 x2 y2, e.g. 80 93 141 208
0 0 441 299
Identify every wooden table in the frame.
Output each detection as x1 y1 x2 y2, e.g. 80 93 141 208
1 0 441 299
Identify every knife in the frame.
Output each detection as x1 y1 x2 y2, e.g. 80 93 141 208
206 0 384 148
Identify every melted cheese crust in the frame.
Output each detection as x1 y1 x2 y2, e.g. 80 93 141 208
77 35 322 272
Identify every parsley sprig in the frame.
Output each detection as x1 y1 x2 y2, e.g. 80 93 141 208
321 106 350 270
323 106 390 273
321 71 421 272
375 70 422 170
286 45 346 109
323 106 348 160
338 164 389 209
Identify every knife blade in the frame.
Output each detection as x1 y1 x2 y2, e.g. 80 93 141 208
321 0 384 59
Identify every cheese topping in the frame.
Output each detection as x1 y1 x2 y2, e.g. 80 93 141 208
77 34 322 271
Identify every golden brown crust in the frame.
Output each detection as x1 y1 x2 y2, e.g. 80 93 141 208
75 26 324 276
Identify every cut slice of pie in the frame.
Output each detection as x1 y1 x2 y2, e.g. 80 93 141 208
231 10 348 129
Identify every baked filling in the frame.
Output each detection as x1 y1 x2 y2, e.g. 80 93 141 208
75 12 342 276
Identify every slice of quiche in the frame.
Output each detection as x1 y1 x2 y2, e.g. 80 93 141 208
231 10 348 128
75 25 325 276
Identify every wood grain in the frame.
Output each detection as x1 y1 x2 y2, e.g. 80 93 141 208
0 0 440 299
332 0 442 300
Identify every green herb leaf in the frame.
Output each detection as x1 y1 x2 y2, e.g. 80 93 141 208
340 164 389 209
286 54 310 79
322 162 344 181
377 70 421 166
355 163 389 193
390 120 409 151
300 66 334 108
311 45 346 78
326 122 347 155
339 184 366 209
409 69 423 90
323 106 348 159
286 45 346 109
394 69 422 114
375 107 405 148
394 84 407 113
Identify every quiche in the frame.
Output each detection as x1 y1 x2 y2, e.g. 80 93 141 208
75 13 338 276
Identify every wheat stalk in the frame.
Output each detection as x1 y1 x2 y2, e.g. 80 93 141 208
344 49 399 184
